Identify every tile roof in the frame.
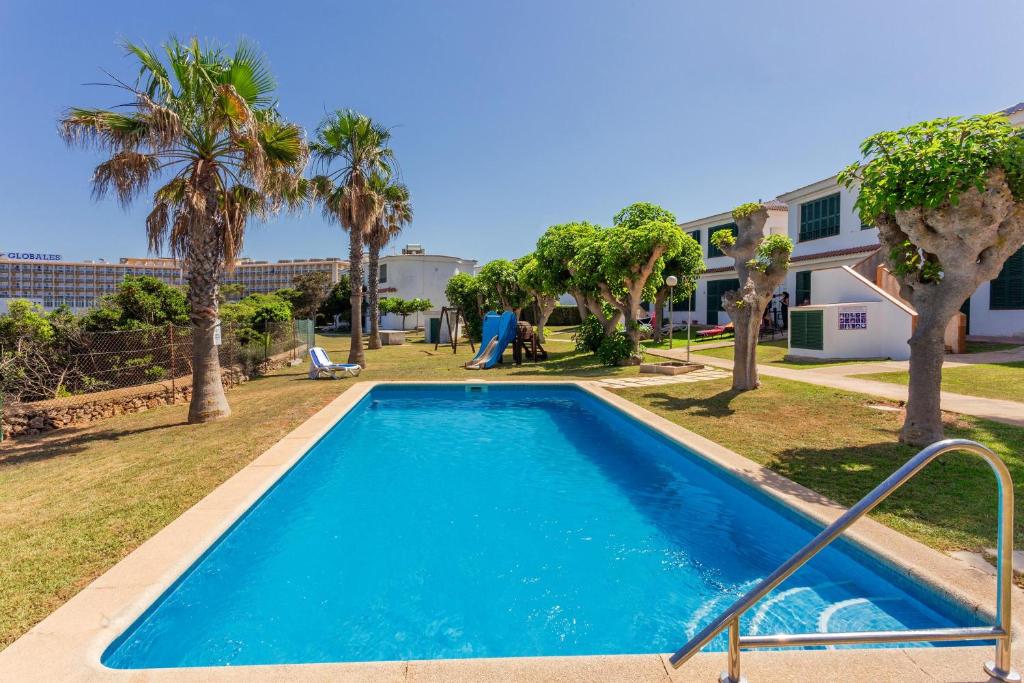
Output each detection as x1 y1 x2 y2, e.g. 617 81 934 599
703 243 880 274
1001 102 1024 115
762 199 788 211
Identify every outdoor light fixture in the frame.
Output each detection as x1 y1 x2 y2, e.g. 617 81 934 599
665 276 677 350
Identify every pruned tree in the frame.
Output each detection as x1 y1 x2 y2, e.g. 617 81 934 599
534 221 621 335
839 114 1024 445
477 259 531 316
711 203 793 391
574 202 685 358
516 253 560 343
650 236 705 344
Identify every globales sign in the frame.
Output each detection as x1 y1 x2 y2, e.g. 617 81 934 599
1 251 63 261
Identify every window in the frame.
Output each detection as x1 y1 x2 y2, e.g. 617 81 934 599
672 293 695 312
795 270 812 306
688 229 701 245
790 309 824 350
706 278 739 325
799 193 841 241
379 264 388 283
707 223 738 258
990 247 1024 310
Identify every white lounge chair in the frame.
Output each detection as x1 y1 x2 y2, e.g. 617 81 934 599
308 347 362 379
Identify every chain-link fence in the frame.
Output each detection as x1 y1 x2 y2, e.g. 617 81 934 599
1 319 312 409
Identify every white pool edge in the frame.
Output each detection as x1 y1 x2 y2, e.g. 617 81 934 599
0 379 1018 682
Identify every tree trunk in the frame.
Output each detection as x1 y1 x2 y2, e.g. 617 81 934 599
535 296 557 344
347 231 366 367
185 227 230 423
729 303 761 391
652 288 667 344
367 245 381 350
901 311 949 446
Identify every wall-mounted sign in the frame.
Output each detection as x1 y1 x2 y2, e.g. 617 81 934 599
1 251 63 261
838 305 868 330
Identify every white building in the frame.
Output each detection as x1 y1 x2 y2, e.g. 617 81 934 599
676 100 1024 339
677 200 789 326
777 171 1024 339
372 245 477 332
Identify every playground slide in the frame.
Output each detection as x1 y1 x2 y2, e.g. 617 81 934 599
466 311 517 370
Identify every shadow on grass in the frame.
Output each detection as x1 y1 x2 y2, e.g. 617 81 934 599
0 420 189 467
635 388 741 418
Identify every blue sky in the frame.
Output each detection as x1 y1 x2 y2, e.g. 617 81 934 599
1 0 1022 265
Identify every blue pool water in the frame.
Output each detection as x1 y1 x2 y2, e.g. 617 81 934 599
103 384 982 668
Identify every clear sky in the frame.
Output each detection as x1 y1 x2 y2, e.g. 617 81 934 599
1 0 1022 265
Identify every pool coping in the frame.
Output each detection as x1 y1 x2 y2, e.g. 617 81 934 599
0 379 1019 682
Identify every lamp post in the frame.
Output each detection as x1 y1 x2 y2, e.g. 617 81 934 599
665 275 677 350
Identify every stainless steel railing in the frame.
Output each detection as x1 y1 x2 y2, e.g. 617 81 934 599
668 439 1020 683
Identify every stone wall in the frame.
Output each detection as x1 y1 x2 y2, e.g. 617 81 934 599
2 345 306 440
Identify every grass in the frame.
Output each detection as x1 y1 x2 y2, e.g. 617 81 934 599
858 361 1024 403
613 376 1024 553
696 339 878 369
965 341 1021 354
640 327 707 350
0 336 633 647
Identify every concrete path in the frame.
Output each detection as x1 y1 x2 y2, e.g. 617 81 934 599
647 347 1024 428
594 366 730 389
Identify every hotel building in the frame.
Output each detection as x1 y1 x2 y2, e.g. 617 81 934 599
0 253 347 313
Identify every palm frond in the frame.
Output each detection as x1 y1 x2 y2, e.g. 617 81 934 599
92 151 159 207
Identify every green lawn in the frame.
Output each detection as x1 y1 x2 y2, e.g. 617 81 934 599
640 327 708 350
696 339 879 369
858 361 1024 403
614 376 1024 553
965 341 1021 354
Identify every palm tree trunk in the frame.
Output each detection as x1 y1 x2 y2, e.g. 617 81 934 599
186 226 230 423
367 244 381 350
348 231 366 367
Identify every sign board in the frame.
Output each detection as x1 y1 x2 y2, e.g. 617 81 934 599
213 320 222 346
1 251 63 261
838 305 868 330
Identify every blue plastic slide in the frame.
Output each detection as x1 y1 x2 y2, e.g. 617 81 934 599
466 311 517 369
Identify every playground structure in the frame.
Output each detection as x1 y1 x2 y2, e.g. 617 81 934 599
464 311 548 370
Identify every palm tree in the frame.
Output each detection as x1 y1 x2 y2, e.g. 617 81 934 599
309 110 393 367
366 176 412 349
60 38 307 423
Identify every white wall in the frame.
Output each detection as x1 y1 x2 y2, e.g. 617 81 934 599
789 301 911 360
787 266 913 360
374 254 476 330
968 281 1024 337
781 177 879 259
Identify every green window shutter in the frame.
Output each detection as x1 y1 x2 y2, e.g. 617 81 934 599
689 229 701 244
795 271 812 306
991 247 1024 310
799 193 841 242
705 278 740 321
707 224 738 258
790 309 823 350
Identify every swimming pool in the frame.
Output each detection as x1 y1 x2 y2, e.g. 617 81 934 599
102 384 983 669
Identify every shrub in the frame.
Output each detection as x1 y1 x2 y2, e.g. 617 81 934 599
596 330 635 366
573 315 605 353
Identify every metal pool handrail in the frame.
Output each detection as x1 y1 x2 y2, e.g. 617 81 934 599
668 438 1020 683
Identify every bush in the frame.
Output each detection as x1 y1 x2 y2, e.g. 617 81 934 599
596 330 635 366
635 321 653 340
573 315 605 353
